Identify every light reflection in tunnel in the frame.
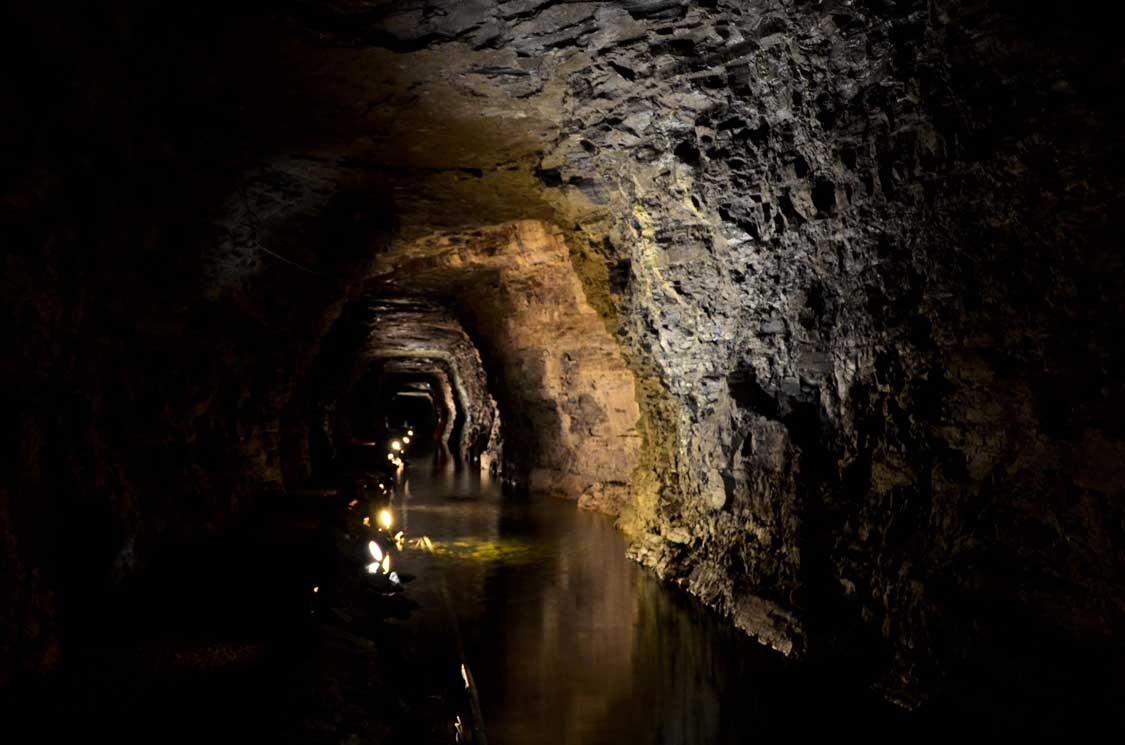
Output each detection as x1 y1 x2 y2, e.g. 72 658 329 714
378 463 744 742
364 554 391 575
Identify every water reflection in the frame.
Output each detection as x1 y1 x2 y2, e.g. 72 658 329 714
3 455 916 745
388 460 824 744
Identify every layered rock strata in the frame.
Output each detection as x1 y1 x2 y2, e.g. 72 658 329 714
3 0 1123 709
368 221 644 505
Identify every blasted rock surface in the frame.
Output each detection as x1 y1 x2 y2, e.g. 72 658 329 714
369 220 644 507
299 0 1125 702
4 0 1124 711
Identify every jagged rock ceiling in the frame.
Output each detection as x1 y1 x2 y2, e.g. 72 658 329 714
368 221 642 502
3 0 1124 713
359 300 496 464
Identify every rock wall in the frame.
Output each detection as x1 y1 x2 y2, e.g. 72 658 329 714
284 298 498 472
529 0 1125 702
291 0 1125 701
369 221 644 507
1 0 393 683
4 0 1124 709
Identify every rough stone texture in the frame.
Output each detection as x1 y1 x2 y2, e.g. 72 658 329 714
2 0 398 683
281 296 502 476
374 357 464 458
4 0 1124 713
359 300 497 465
367 220 643 502
291 0 1124 704
520 2 1125 707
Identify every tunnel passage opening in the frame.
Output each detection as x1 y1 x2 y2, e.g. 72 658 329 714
284 297 500 488
380 378 444 459
358 220 643 511
385 387 441 454
340 364 449 462
283 220 643 513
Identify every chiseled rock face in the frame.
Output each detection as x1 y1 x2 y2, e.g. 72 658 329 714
362 301 497 464
282 298 500 476
3 0 1123 705
308 0 1124 698
369 221 643 507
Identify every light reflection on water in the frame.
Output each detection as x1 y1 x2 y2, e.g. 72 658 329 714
388 460 781 744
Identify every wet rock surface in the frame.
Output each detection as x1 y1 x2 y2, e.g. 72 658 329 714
3 0 1124 722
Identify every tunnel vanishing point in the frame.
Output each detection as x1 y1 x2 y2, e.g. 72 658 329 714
3 0 1124 736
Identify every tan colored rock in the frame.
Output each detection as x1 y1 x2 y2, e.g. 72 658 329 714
368 220 642 499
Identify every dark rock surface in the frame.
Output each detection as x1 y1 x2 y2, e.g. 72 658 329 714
3 0 1124 720
284 298 498 472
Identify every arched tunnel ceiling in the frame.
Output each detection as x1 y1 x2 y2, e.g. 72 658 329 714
287 298 497 469
204 1 777 288
376 361 459 452
362 300 496 463
206 7 574 269
4 0 1124 710
300 224 644 504
365 222 643 502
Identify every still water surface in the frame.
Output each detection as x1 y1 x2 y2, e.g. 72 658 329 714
386 460 906 743
7 458 914 744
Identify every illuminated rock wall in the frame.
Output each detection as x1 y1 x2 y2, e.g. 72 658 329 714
3 0 1123 709
369 221 643 507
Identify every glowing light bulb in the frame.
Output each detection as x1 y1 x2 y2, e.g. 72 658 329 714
378 509 393 530
312 586 319 593
391 440 402 451
362 516 371 527
402 436 411 444
368 540 384 562
381 554 391 573
386 453 394 461
407 429 414 437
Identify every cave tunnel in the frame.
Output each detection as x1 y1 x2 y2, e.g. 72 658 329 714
305 298 502 477
3 0 1125 741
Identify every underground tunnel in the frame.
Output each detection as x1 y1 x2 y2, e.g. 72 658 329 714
2 0 1125 741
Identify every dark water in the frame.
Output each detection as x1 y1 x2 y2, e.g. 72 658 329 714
5 460 922 744
383 461 911 743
